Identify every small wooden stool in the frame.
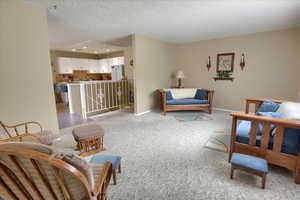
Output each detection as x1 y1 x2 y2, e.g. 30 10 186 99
230 153 268 189
90 154 122 185
72 124 105 157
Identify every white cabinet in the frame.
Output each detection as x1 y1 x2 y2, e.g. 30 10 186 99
58 57 124 74
88 59 100 73
117 56 124 65
58 57 73 74
99 59 111 73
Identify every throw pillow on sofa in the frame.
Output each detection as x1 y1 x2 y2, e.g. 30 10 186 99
194 89 208 100
166 91 173 100
256 112 284 136
276 102 300 121
257 101 280 112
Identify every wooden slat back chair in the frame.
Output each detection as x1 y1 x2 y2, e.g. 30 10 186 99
229 98 300 184
0 142 112 200
0 121 53 145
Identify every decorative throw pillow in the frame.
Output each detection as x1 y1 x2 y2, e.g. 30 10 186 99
166 91 173 100
256 112 284 136
194 89 208 100
257 101 280 112
276 102 300 121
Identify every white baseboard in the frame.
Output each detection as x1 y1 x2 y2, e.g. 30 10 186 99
213 107 240 113
135 110 151 116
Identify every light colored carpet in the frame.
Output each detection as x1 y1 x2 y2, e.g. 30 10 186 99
57 110 300 200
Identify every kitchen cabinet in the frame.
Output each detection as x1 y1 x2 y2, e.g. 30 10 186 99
58 57 73 74
57 56 124 74
88 59 100 73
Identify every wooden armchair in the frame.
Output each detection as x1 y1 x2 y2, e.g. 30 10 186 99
229 98 300 184
0 142 112 200
0 121 55 145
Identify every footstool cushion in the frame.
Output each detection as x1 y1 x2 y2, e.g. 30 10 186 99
72 124 104 141
231 153 268 173
90 154 121 170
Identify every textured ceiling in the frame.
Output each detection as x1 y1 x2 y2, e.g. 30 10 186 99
23 0 300 49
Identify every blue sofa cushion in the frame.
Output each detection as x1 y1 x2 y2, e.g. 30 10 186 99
231 153 268 173
236 120 300 156
90 154 121 171
167 98 209 105
194 89 208 100
256 112 284 135
258 101 280 112
166 91 173 100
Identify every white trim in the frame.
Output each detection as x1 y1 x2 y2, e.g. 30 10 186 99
213 107 241 112
67 84 74 113
135 110 151 116
89 109 123 118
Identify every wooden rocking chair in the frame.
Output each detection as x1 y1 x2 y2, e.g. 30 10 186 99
0 142 112 200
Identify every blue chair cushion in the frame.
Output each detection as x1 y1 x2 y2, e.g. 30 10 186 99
194 89 208 100
90 154 121 170
236 121 300 155
258 101 280 112
166 91 173 100
167 98 209 105
231 153 268 173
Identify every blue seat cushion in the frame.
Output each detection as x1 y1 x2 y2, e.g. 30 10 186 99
90 154 121 170
166 91 173 100
166 98 209 105
231 153 268 173
258 101 280 112
194 89 208 100
236 121 300 155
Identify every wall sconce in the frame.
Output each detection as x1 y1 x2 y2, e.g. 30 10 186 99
240 53 245 70
206 56 211 71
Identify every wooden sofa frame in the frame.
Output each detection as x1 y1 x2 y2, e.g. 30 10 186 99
158 89 214 115
229 98 300 184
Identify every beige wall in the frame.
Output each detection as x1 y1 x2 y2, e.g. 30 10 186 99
0 0 59 133
176 28 300 111
133 35 177 114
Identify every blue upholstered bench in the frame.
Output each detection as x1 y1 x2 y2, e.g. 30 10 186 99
230 153 268 189
90 154 122 185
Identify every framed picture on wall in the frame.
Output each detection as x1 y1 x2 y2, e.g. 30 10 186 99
216 53 235 72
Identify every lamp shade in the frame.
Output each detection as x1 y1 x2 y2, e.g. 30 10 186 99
176 70 185 79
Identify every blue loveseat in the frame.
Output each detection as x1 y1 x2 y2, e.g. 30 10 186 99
229 98 300 184
158 88 214 114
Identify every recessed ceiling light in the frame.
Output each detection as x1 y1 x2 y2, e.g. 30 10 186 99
82 46 88 49
71 49 76 52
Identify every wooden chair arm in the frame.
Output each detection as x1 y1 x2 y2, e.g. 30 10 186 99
93 162 112 197
0 133 43 143
245 98 286 113
230 112 300 129
0 121 43 137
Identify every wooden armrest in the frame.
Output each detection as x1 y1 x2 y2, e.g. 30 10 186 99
245 98 286 113
93 162 112 196
246 98 286 104
0 133 43 143
207 90 214 103
230 112 300 129
0 121 43 135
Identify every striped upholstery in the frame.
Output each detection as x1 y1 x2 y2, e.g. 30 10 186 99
0 142 112 200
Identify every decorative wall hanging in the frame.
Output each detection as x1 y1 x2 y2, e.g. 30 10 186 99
206 56 211 71
240 53 245 70
216 53 235 72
